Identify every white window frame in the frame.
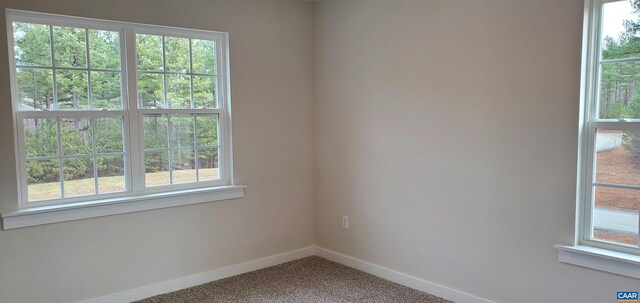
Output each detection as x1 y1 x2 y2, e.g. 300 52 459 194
556 0 640 280
2 9 242 228
579 0 640 256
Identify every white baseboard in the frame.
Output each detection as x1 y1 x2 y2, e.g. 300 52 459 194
81 246 315 303
315 247 494 303
81 245 493 303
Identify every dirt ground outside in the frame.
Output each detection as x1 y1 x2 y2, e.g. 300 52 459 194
595 130 640 211
594 228 638 246
594 130 640 245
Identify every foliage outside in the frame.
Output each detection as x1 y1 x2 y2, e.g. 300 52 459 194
600 0 640 166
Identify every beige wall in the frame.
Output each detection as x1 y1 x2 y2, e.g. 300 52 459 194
2 0 639 302
312 1 639 302
0 1 314 302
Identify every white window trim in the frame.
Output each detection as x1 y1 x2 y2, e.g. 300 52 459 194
556 0 640 279
1 9 243 229
1 185 246 229
555 245 640 279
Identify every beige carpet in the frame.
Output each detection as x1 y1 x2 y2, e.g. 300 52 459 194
135 256 453 303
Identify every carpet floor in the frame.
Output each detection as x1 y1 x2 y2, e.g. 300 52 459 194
135 256 453 303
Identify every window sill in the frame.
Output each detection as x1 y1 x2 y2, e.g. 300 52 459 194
554 244 640 279
1 185 245 229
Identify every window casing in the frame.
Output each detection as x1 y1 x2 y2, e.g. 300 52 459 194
580 0 640 255
7 10 233 209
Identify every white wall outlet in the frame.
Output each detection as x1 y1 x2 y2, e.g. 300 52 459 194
342 215 349 230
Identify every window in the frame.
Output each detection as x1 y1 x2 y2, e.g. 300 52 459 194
7 10 234 210
580 0 640 255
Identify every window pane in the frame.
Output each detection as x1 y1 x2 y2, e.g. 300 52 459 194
594 186 640 212
60 118 92 156
56 70 89 109
138 72 164 108
145 151 169 186
165 36 190 73
599 61 640 119
601 1 640 60
596 129 640 186
91 71 122 109
63 157 95 197
89 29 120 70
196 115 218 146
144 115 169 149
171 115 195 148
593 186 639 247
24 118 58 158
593 229 638 246
13 22 52 67
16 68 54 110
53 26 87 68
172 149 195 183
166 74 190 108
97 155 125 194
193 75 216 108
198 148 219 181
191 39 216 75
27 159 60 201
95 117 124 153
136 34 163 71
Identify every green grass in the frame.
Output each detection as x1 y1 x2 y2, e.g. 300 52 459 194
28 168 219 201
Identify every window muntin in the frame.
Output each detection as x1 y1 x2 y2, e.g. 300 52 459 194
143 114 219 187
136 32 222 189
13 22 123 110
23 116 127 201
8 11 230 208
13 19 127 204
583 0 640 254
136 34 217 109
22 115 127 202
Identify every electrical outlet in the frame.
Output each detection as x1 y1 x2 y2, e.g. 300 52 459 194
342 215 349 230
